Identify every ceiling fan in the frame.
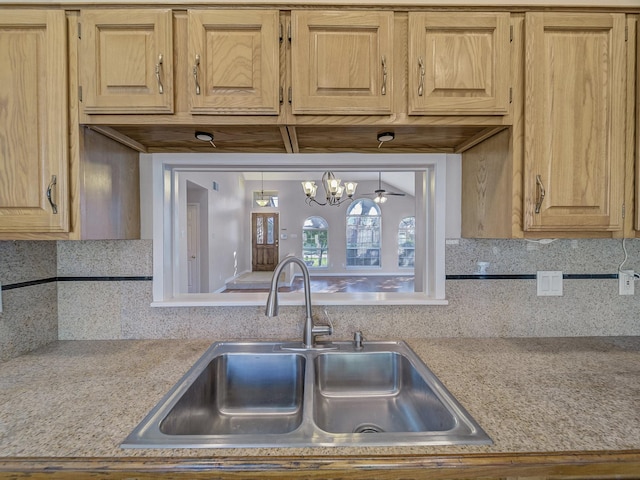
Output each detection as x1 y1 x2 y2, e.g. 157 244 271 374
365 172 406 204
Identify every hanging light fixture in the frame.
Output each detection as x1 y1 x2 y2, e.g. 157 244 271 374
302 171 357 207
373 193 388 204
256 172 269 207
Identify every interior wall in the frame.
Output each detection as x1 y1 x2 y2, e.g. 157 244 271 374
180 171 246 292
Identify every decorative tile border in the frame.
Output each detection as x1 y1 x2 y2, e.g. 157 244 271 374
2 277 152 291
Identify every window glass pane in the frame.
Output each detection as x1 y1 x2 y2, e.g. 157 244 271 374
398 216 415 268
256 217 264 244
346 199 381 267
303 216 328 268
267 216 274 244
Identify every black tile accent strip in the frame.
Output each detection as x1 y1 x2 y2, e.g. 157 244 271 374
563 273 618 279
0 274 619 290
1 276 152 290
57 276 153 282
446 273 619 280
1 277 57 290
446 274 536 280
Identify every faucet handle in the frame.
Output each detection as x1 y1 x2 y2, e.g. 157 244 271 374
322 308 335 328
312 324 333 337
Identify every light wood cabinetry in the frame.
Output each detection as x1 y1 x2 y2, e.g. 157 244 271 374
523 12 627 232
0 10 69 234
408 12 510 115
463 12 631 238
188 10 280 115
79 9 173 114
290 10 394 115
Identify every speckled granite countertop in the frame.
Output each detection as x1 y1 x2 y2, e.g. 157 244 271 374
0 337 639 458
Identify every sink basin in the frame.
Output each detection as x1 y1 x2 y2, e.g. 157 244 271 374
313 352 456 434
122 341 491 448
160 353 305 435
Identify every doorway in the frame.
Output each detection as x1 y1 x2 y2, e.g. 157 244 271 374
252 212 279 271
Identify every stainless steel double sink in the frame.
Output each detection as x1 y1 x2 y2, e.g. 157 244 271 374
122 341 492 448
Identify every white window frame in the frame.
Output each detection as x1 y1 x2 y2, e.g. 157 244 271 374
150 153 448 306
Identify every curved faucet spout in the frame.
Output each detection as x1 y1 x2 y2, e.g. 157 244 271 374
265 255 331 348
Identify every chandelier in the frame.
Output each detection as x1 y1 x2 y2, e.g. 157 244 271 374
301 171 357 207
255 172 269 207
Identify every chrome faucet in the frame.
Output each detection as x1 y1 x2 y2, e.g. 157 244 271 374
265 255 332 348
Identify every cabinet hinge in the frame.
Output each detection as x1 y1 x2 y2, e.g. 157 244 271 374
510 25 513 42
279 86 284 104
509 87 513 104
78 22 81 39
78 86 82 102
288 86 292 104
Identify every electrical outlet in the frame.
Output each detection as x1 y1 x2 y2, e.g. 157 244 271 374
537 271 563 296
619 270 634 295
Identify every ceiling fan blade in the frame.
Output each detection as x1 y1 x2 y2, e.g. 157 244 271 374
388 192 406 196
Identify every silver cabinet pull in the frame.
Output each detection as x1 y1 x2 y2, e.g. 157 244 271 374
155 54 164 94
193 54 201 95
46 175 58 214
535 175 546 214
381 56 387 96
418 57 425 96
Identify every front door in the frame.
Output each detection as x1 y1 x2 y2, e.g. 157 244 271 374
252 212 279 271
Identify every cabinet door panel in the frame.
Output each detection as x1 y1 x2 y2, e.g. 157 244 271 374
291 11 393 115
524 13 626 231
80 9 173 114
0 10 68 233
409 12 510 115
188 10 279 115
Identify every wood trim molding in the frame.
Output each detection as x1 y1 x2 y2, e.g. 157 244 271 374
1 451 640 479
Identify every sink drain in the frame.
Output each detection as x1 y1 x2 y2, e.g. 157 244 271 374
353 423 384 434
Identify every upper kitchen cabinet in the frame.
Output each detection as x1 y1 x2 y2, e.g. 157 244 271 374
0 10 69 234
79 9 173 114
188 10 280 115
408 12 510 115
523 13 626 232
290 10 393 115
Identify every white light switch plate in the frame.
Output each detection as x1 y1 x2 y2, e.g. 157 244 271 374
537 271 563 296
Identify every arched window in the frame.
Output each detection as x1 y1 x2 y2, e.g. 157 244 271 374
302 216 329 268
398 216 415 268
346 199 381 267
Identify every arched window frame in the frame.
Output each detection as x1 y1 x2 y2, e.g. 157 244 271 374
302 216 329 268
345 199 382 268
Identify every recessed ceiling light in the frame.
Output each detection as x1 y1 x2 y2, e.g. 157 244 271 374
377 132 395 143
195 131 214 142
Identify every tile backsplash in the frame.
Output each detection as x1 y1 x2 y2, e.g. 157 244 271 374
1 238 639 361
0 242 57 362
57 238 640 341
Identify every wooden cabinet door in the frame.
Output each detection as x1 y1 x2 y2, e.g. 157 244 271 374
524 13 626 232
408 12 510 115
80 9 173 114
291 11 393 115
0 10 68 233
188 10 280 115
